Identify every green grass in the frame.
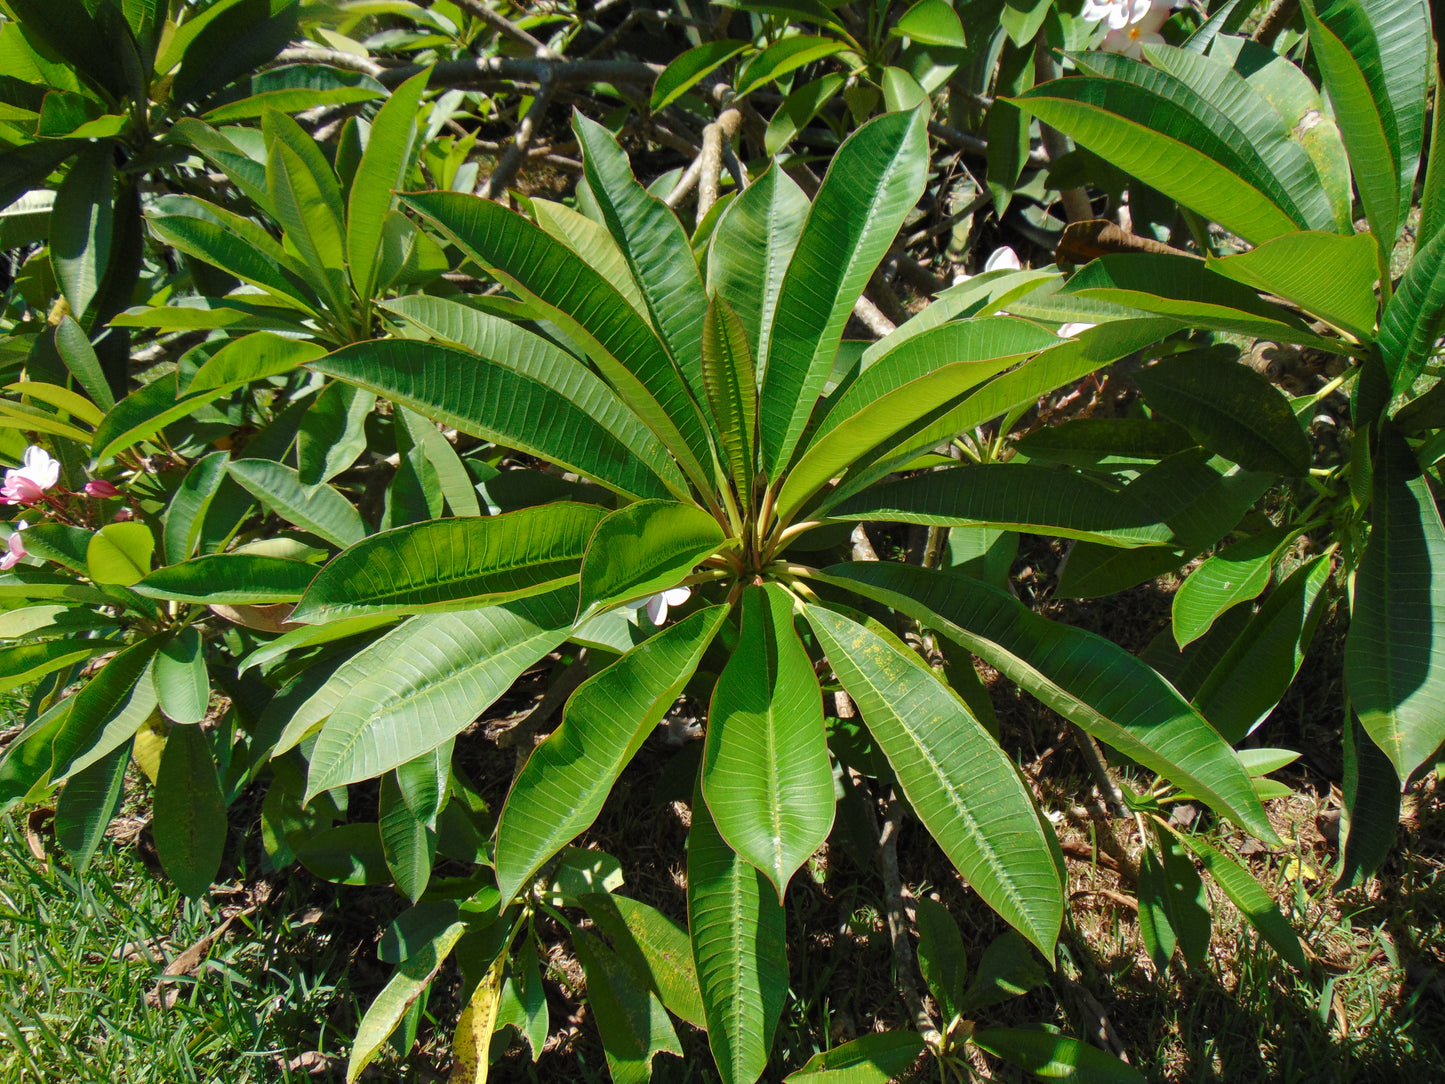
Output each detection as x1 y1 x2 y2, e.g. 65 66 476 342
0 811 368 1083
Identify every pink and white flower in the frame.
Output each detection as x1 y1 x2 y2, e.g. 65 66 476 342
2 446 59 505
1081 0 1173 58
644 586 692 625
1 521 29 571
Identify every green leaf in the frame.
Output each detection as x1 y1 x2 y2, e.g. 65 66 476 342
780 317 1062 521
702 295 758 508
1346 421 1445 779
348 919 466 1081
1165 824 1308 970
828 464 1173 547
529 198 648 318
820 563 1278 844
1378 226 1445 395
47 637 161 781
573 113 710 406
1156 829 1210 969
264 110 351 317
379 772 435 903
315 334 686 502
0 639 111 695
53 317 114 410
133 553 316 605
1337 715 1401 886
785 1032 927 1083
958 929 1047 1013
652 40 749 111
806 605 1063 955
764 74 845 156
708 164 810 369
86 522 154 586
1013 69 1300 244
971 1028 1146 1083
1134 348 1311 475
1061 255 1338 351
495 606 726 901
153 722 227 898
581 893 707 1030
1172 526 1291 647
55 738 128 873
1137 848 1178 972
295 503 605 624
297 380 373 488
1013 417 1194 468
294 822 390 884
227 459 365 549
1301 0 1429 253
915 897 968 1020
894 0 966 45
88 376 225 469
155 627 210 724
688 781 788 1084
303 588 577 798
703 585 834 899
347 68 430 304
1207 232 1380 341
1192 555 1332 743
187 331 325 393
736 35 847 97
573 928 682 1084
759 108 928 479
398 191 715 491
577 501 725 620
50 140 113 319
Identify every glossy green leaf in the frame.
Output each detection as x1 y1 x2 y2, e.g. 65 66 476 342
577 501 725 620
702 295 758 507
1136 348 1310 475
1379 226 1445 395
398 191 714 489
759 109 928 478
1172 526 1292 647
496 606 725 901
6 381 104 429
1207 231 1379 341
133 553 316 605
153 722 227 898
958 929 1047 1013
582 893 707 1030
1301 0 1428 253
807 605 1063 955
315 335 685 502
971 1028 1146 1083
1337 715 1401 886
830 464 1173 547
227 459 365 549
1166 824 1308 970
297 380 373 488
51 142 113 318
0 639 110 695
47 637 161 781
703 585 834 899
820 563 1278 843
379 771 435 902
1346 422 1445 779
187 332 325 394
303 588 577 798
573 928 682 1084
574 113 710 405
347 919 466 1081
915 896 968 1020
779 317 1061 521
347 68 430 303
651 40 749 111
264 110 350 313
295 503 604 624
86 522 154 586
1137 847 1178 972
708 164 810 370
55 739 128 873
53 316 114 411
1014 70 1300 244
736 35 846 97
688 782 788 1084
785 1032 927 1083
764 74 845 156
155 627 210 724
530 198 648 318
293 822 390 885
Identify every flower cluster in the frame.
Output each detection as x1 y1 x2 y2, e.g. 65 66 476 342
0 445 129 571
1081 0 1174 59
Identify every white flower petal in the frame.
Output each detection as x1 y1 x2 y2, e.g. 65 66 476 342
662 586 692 606
983 246 1021 272
1056 322 1097 338
645 593 668 625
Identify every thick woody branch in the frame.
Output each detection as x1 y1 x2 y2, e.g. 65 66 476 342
697 108 742 225
1033 43 1093 224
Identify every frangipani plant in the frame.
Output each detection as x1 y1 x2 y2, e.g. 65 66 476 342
234 106 1288 1080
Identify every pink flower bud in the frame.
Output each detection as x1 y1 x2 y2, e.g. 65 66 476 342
84 479 120 498
112 507 136 522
